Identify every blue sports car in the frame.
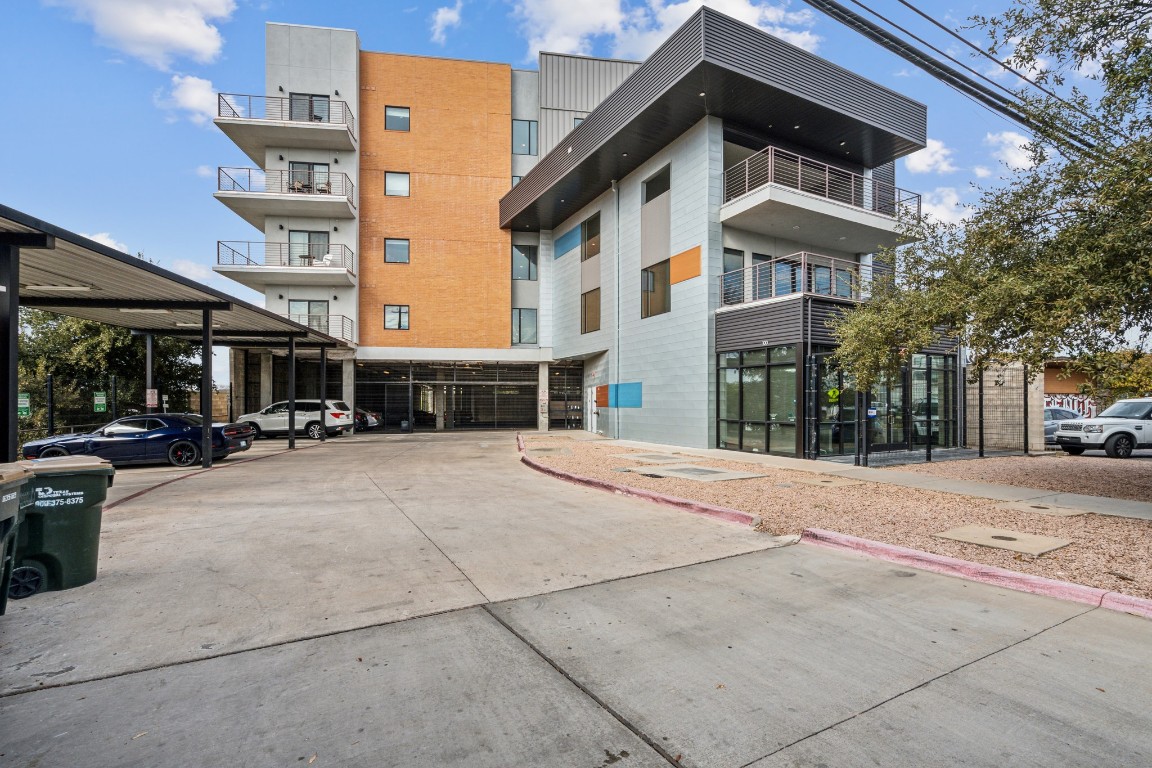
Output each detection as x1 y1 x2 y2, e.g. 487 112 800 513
21 414 255 467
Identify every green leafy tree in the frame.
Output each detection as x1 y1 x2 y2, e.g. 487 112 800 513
831 1 1152 391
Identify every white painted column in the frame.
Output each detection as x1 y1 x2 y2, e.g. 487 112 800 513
537 362 550 432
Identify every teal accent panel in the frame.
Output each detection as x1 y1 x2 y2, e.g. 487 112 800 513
554 227 581 258
608 383 642 408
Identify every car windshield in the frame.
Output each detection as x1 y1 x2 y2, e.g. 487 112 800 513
1098 401 1152 419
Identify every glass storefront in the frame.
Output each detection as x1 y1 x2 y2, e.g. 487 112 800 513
717 345 798 455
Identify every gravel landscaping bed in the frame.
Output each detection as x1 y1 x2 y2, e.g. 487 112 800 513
885 452 1152 503
522 436 1152 601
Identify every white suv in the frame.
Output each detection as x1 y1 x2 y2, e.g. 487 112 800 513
238 399 354 440
1053 397 1152 458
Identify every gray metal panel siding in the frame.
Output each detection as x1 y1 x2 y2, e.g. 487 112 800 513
539 54 641 111
807 299 850 346
715 299 804 351
701 9 926 144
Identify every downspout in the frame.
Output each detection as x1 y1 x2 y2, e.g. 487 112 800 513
612 179 621 440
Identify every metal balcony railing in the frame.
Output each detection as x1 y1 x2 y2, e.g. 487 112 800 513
218 168 356 206
723 146 921 220
217 93 356 137
217 242 356 273
719 252 888 307
286 313 354 342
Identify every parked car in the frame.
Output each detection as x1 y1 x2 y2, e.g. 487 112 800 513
238 399 354 439
1044 407 1082 445
20 414 255 468
354 408 380 431
1053 397 1152 458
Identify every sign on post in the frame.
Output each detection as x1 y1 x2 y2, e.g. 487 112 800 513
146 389 159 408
93 392 107 413
161 394 170 412
17 393 31 418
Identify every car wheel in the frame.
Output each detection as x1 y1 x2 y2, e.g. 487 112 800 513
168 440 201 467
247 422 263 439
1061 446 1086 456
1105 434 1135 459
8 561 49 600
38 446 68 458
305 421 324 440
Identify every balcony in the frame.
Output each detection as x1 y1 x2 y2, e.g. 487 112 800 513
718 252 884 308
215 168 356 229
215 93 357 165
214 241 357 290
285 313 355 343
722 147 921 254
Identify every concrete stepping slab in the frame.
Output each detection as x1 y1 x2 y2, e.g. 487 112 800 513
934 525 1071 555
526 446 571 455
626 464 766 482
995 501 1087 517
790 475 865 488
611 453 688 464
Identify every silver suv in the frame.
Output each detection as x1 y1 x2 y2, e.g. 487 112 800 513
238 399 354 440
1053 397 1152 458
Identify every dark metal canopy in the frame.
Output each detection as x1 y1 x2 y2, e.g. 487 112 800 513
501 6 927 231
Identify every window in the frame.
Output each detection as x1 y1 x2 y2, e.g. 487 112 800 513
384 304 409 330
512 176 522 187
288 230 329 265
385 172 410 197
512 244 537 280
288 161 329 193
643 165 671 203
512 119 538 155
385 106 410 131
721 248 744 305
580 213 601 261
573 117 584 128
288 300 330 334
580 288 600 334
289 93 329 122
641 259 671 318
385 239 410 264
512 308 538 344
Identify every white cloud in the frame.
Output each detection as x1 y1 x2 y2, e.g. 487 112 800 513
81 232 129 252
511 0 818 62
431 0 464 45
903 138 957 175
985 130 1034 170
46 0 236 71
921 187 968 225
195 164 215 178
893 68 914 77
972 165 991 179
171 258 215 282
157 74 218 124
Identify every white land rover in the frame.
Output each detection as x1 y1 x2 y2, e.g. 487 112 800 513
1053 397 1152 458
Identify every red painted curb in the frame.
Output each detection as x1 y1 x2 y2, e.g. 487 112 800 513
800 528 1152 621
517 446 757 527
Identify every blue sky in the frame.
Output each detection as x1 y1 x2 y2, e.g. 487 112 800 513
2 0 1042 376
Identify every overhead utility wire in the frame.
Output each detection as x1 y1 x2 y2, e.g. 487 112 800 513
796 0 1097 154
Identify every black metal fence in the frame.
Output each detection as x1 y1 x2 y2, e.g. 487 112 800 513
964 362 1043 454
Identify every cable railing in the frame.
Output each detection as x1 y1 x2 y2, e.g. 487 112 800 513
285 313 354 342
217 93 356 137
723 146 921 220
719 252 888 306
217 168 356 205
217 241 355 273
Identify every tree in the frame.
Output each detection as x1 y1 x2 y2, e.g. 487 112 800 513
830 1 1152 392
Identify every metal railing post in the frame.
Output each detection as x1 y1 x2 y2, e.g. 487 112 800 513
46 374 55 436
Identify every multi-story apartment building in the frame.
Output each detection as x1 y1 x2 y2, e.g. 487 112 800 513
212 7 959 459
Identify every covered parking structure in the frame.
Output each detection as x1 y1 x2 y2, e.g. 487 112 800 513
1 204 350 467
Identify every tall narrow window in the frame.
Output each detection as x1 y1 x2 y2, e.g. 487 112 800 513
573 116 584 128
385 106 410 131
641 259 671 318
643 165 671 203
512 119 538 155
512 244 537 280
384 304 409 330
385 172 410 197
512 308 538 344
581 288 601 334
721 248 744 305
385 239 410 264
580 213 601 261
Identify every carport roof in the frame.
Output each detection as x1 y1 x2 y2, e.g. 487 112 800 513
0 203 347 347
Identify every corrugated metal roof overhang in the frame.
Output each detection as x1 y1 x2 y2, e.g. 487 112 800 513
1 204 346 348
500 7 927 231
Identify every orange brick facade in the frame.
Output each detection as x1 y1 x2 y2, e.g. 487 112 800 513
358 52 512 348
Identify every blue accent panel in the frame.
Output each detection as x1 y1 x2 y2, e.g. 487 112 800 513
608 383 643 408
554 227 581 258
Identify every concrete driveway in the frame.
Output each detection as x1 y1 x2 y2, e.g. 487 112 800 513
2 432 1150 766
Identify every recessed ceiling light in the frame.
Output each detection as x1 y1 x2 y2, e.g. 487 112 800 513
839 141 846 146
838 236 847 240
794 125 800 129
698 92 706 97
25 284 90 291
792 225 800 230
622 152 628 157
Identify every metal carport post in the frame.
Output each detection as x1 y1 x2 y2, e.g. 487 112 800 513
288 336 296 450
201 309 213 469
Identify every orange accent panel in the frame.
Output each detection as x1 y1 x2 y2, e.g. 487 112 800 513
359 52 512 348
595 385 609 408
670 245 701 284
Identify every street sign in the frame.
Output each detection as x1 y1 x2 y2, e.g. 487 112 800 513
93 392 107 413
17 392 30 418
146 388 159 408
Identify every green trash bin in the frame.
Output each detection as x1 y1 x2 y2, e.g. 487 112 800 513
0 464 31 615
7 456 115 600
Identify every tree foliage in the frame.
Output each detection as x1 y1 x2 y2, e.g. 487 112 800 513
830 0 1152 391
